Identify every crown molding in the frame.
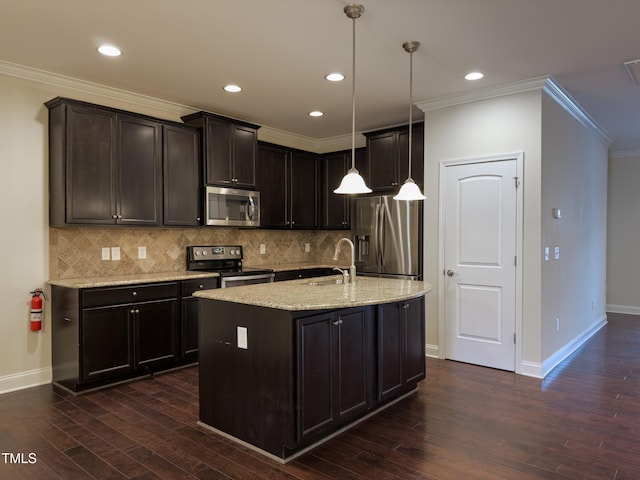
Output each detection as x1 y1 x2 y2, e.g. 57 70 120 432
416 76 550 112
417 75 612 147
0 59 344 152
542 76 611 146
608 148 640 159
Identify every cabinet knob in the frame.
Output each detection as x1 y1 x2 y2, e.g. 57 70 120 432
196 217 201 222
130 309 136 314
117 214 122 219
132 291 138 296
333 319 343 326
64 317 72 323
198 284 204 289
112 214 118 219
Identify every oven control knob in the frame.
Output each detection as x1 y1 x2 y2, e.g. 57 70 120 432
202 251 207 256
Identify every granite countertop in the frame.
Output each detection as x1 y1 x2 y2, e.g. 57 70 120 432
194 275 432 311
47 263 340 289
246 263 338 272
48 271 220 289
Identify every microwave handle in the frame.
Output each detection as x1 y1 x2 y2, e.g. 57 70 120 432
247 196 258 221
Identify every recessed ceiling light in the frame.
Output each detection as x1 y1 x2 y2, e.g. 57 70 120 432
309 111 324 117
465 71 484 81
223 84 242 93
98 45 122 57
325 73 345 82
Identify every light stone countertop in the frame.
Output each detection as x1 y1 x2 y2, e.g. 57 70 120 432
48 271 220 289
194 275 432 311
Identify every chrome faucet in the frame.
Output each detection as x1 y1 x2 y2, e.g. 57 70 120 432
332 237 356 284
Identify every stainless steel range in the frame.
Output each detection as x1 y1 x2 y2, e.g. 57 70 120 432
186 245 274 288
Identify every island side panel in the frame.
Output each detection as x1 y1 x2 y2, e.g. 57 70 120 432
198 298 296 457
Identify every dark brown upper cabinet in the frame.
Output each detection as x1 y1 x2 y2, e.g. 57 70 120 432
162 124 202 226
256 143 317 229
320 148 367 230
181 111 260 189
46 98 162 226
365 123 424 194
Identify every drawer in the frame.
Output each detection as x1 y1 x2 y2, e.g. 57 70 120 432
82 282 179 308
182 277 219 296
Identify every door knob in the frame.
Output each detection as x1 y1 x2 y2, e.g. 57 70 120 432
446 269 455 277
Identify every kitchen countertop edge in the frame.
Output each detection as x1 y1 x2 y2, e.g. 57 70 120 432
48 271 220 289
194 275 432 311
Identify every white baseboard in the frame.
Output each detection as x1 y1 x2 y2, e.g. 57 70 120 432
426 343 440 358
540 315 608 378
606 304 640 316
519 361 543 378
0 368 52 395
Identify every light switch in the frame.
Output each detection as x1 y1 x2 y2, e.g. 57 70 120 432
554 246 560 260
259 244 266 255
544 247 549 262
111 247 121 261
237 326 248 349
305 243 311 253
138 246 147 259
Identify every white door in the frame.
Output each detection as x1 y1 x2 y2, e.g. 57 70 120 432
443 159 517 371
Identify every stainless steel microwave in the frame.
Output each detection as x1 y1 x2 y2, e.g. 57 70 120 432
205 186 260 227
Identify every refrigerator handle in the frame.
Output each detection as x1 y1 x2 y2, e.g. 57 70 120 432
377 203 385 268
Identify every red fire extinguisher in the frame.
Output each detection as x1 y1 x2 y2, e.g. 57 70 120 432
30 288 45 332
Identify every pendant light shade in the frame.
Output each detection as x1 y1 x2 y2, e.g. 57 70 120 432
394 41 426 201
334 4 371 195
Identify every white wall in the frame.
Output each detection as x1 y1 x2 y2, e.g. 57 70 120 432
420 83 608 376
540 93 608 369
607 154 640 314
0 71 195 393
421 90 543 367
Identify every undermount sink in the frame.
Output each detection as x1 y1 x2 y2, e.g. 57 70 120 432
307 278 344 286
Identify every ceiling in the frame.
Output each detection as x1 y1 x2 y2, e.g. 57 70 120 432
3 0 640 154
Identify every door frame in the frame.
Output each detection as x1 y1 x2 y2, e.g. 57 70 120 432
437 152 524 373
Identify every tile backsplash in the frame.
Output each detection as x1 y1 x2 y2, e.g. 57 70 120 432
49 227 350 279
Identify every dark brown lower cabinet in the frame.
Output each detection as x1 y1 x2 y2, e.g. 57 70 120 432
51 278 215 392
297 307 375 440
377 297 426 401
198 295 425 461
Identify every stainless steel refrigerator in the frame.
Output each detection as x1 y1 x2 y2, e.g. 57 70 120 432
351 195 423 280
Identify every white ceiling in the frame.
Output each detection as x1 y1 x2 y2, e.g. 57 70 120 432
3 0 640 153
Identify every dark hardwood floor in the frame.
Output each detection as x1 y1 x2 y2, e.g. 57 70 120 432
2 312 639 479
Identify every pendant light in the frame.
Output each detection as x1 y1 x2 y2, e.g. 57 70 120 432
334 4 372 195
394 41 426 201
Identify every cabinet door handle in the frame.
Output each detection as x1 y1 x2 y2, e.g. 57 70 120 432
64 317 72 323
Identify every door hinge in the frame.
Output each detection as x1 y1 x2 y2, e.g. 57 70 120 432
514 255 517 266
513 333 516 344
514 176 520 188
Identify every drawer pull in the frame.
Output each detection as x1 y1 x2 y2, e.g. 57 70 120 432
64 317 72 323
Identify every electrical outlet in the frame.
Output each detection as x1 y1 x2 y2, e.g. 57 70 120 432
101 247 110 260
305 243 311 253
555 318 560 332
237 326 248 349
111 247 121 261
259 244 266 255
138 246 147 259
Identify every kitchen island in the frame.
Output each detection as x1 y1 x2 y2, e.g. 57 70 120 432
194 275 431 462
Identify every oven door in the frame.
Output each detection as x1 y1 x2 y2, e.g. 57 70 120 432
220 273 275 288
